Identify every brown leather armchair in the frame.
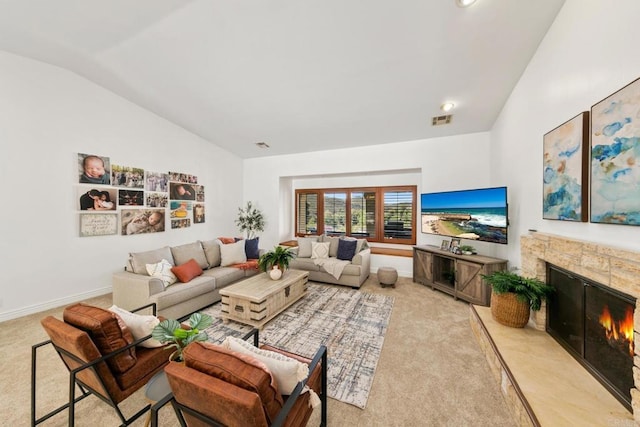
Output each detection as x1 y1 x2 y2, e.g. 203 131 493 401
151 329 327 427
31 302 173 426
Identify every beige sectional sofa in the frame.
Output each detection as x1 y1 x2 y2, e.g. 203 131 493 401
287 235 371 288
112 240 260 320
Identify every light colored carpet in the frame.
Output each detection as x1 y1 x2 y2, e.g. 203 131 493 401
4 275 516 426
202 283 394 408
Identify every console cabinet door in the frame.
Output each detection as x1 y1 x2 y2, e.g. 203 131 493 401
455 260 486 305
413 249 432 285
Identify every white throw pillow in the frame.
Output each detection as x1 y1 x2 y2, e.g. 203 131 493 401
220 239 247 266
108 305 163 348
221 336 308 395
297 237 317 258
311 242 330 259
146 258 178 288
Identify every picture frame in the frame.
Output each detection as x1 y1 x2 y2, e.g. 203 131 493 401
449 238 461 252
591 77 640 225
79 213 118 237
543 111 589 222
440 239 450 251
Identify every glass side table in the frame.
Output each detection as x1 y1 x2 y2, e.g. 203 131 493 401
144 371 171 427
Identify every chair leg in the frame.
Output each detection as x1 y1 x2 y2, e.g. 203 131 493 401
320 348 328 427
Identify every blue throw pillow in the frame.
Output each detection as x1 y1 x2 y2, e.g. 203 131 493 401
337 238 357 261
245 237 260 259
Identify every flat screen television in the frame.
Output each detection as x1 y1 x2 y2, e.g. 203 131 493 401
420 186 508 244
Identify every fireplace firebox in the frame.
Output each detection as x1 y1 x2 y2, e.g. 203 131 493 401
546 264 635 411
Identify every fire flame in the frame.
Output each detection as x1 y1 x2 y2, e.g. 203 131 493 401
599 304 635 357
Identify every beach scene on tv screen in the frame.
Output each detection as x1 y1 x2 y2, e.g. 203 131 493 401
421 187 508 244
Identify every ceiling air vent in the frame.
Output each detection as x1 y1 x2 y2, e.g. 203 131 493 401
255 142 270 148
432 115 452 126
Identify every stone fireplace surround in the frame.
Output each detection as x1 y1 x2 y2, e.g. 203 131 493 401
470 231 640 425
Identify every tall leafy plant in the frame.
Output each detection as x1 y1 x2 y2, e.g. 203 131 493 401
235 201 265 239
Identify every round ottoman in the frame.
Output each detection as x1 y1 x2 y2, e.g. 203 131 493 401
377 267 398 288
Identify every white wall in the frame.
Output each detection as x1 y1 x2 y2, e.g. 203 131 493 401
243 132 495 277
0 52 244 321
491 0 640 268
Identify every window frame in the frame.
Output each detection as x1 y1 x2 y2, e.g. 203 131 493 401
295 185 417 245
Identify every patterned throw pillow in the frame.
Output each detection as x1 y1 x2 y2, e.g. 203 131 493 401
222 336 308 395
311 242 330 259
146 258 178 288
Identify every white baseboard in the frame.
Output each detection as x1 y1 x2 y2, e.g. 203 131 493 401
0 286 112 322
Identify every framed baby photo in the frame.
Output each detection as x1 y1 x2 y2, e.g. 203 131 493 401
440 239 450 251
77 153 111 185
120 208 166 235
77 186 116 211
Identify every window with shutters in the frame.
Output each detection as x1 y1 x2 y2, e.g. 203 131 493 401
295 186 416 244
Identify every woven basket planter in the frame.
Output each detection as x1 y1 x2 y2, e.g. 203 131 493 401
490 290 530 328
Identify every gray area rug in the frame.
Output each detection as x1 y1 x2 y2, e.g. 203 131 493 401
202 283 394 409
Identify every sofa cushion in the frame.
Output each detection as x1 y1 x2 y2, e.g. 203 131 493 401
183 341 283 422
63 303 137 374
129 246 174 275
108 305 163 348
311 242 330 259
201 239 222 268
222 336 308 395
322 235 340 258
171 242 209 270
244 237 260 260
171 259 204 283
202 267 246 288
296 237 317 258
220 239 247 266
337 238 357 261
145 259 178 288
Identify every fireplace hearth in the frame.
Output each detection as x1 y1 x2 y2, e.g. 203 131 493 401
546 264 635 410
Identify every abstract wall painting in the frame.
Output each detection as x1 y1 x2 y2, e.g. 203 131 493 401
591 77 640 225
543 112 589 221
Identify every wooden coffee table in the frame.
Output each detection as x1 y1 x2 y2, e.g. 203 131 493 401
219 269 309 329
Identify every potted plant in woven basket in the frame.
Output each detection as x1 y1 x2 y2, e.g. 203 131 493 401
481 270 554 328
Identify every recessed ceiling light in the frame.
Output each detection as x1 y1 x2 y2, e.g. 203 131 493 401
441 102 455 112
255 142 270 149
456 0 477 7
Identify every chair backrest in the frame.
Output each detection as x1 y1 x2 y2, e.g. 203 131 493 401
40 316 120 400
165 341 287 426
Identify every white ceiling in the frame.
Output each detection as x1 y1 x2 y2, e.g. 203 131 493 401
0 0 565 158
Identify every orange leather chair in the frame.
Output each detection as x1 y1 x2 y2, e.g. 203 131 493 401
151 329 327 427
31 303 173 426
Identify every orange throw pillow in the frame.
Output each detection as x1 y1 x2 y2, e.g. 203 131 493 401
217 237 237 244
171 258 203 283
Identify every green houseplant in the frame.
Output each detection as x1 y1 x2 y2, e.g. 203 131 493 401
235 201 265 239
151 312 213 361
481 270 554 328
459 245 476 255
258 245 295 279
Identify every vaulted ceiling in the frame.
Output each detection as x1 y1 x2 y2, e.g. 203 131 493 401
0 0 565 158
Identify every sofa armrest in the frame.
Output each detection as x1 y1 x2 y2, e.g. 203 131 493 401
112 271 164 313
351 248 371 274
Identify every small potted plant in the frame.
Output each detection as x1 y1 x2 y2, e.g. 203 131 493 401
151 312 213 361
481 270 554 328
258 245 295 280
459 245 476 255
